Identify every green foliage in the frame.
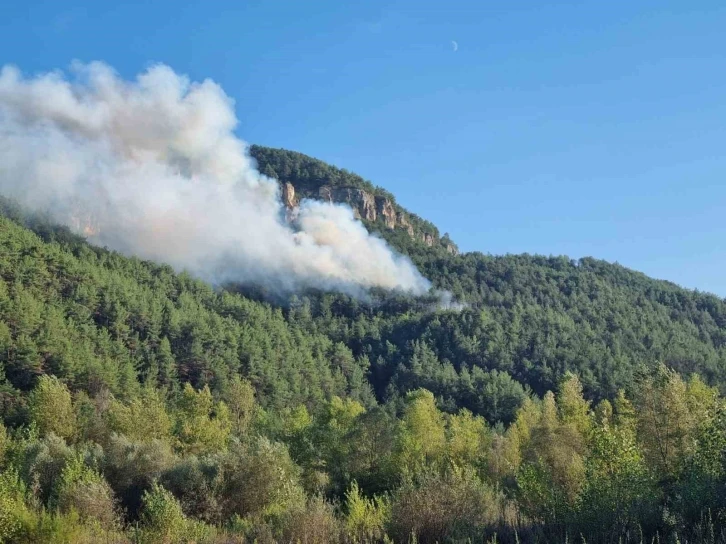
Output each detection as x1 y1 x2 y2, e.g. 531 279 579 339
174 384 231 455
102 434 177 516
634 365 699 480
446 408 490 468
578 418 658 536
137 483 213 544
159 456 221 524
516 391 586 525
14 432 73 505
53 453 118 529
223 375 257 436
107 386 172 443
279 495 340 544
344 481 390 542
4 146 726 541
27 376 75 441
218 437 306 522
389 466 500 544
0 469 26 543
395 389 447 475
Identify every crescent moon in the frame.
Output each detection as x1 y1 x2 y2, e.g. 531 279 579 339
451 40 458 52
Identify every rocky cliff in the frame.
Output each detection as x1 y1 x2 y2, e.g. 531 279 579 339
285 183 457 253
250 145 459 255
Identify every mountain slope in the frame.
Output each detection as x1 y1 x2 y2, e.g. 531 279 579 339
251 146 726 411
2 147 726 425
0 201 375 417
2 150 726 541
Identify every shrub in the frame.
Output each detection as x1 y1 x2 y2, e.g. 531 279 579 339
103 434 176 517
344 481 390 543
279 495 340 544
28 376 76 441
389 467 500 544
218 437 305 521
160 456 221 523
54 453 118 529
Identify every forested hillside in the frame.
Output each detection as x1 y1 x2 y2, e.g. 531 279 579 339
2 148 726 542
252 147 726 409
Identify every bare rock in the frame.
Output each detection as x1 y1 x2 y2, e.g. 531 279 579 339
375 197 397 229
281 182 298 208
319 186 377 221
398 212 415 237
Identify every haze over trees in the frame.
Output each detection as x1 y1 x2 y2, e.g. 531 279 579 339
1 149 726 542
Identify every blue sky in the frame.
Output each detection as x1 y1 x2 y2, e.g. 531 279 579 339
2 0 726 295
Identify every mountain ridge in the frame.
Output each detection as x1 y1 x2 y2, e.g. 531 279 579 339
249 145 459 255
247 146 726 404
251 144 721 300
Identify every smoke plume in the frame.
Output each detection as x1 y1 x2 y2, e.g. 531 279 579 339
0 62 431 296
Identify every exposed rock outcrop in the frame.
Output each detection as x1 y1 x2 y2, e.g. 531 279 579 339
398 213 415 237
319 186 377 222
375 197 397 229
280 181 455 252
281 182 298 208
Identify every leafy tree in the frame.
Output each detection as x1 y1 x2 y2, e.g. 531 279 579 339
395 389 447 475
107 386 172 443
634 365 697 480
343 481 390 542
578 416 658 536
389 466 500 544
174 384 231 455
446 408 490 468
54 453 118 529
137 483 204 544
28 375 75 441
218 437 306 521
223 375 257 436
517 391 586 526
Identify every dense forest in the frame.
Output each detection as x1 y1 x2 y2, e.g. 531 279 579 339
1 149 726 542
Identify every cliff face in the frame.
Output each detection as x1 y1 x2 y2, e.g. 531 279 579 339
282 182 298 208
286 182 457 254
253 145 459 255
319 186 377 221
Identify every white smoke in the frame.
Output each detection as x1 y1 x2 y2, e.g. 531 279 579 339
0 62 431 296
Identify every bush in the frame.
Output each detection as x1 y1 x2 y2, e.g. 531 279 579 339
160 456 221 523
389 467 501 544
0 469 26 543
218 437 305 521
279 495 340 544
103 434 176 517
344 481 390 542
54 453 118 530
